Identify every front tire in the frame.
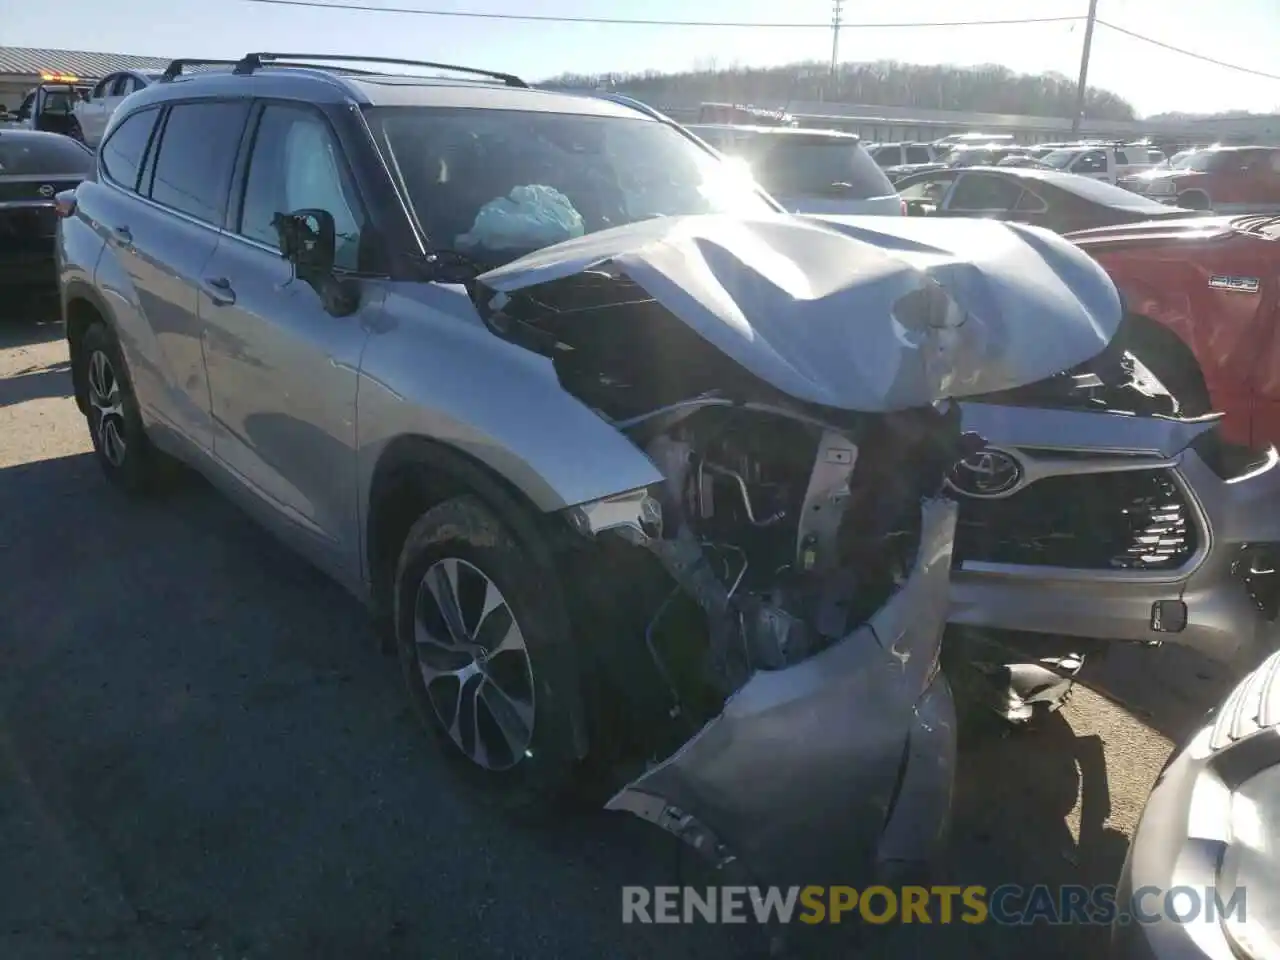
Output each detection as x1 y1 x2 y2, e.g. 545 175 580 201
393 494 589 817
77 321 175 494
1177 190 1211 211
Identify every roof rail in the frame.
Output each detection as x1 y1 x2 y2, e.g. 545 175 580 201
161 58 242 81
232 53 527 87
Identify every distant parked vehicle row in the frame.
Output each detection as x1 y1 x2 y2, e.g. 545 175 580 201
1040 142 1165 184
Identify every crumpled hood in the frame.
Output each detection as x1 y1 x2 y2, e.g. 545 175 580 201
476 213 1122 412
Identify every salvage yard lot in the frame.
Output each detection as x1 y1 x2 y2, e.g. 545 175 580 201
0 306 1240 959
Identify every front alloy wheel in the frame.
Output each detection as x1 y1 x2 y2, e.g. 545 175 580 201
87 348 126 467
413 557 536 771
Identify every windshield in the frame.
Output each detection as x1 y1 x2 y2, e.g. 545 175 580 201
1041 149 1081 169
367 106 776 267
0 135 93 175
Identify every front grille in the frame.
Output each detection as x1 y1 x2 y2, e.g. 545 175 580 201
953 468 1198 571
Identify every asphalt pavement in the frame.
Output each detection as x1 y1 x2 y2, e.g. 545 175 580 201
0 303 1242 959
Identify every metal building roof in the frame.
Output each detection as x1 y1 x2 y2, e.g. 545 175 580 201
0 46 171 80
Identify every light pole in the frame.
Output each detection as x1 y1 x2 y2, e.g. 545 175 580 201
831 0 845 78
1071 0 1099 138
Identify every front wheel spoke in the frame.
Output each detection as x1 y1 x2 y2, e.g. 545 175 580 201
479 676 533 756
102 419 126 462
425 560 469 645
88 351 108 399
468 680 491 768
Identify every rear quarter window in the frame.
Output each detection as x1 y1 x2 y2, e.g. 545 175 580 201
0 136 94 176
100 107 160 190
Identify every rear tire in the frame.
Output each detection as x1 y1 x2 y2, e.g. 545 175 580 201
393 493 590 818
76 321 178 495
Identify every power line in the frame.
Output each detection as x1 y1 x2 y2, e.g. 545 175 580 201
1096 19 1280 82
241 0 1083 30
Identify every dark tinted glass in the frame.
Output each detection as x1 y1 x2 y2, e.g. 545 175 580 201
149 101 249 224
0 135 94 176
905 145 931 164
100 107 159 189
751 137 895 199
949 174 1023 210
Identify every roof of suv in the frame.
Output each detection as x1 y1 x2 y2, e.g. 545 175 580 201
122 57 655 120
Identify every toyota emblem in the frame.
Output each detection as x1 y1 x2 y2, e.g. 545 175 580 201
38 184 55 197
945 449 1024 498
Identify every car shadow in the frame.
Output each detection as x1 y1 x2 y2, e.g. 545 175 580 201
0 288 63 345
0 360 72 408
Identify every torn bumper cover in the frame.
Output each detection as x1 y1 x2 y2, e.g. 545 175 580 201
606 497 959 888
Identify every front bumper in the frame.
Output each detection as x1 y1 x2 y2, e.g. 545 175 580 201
1112 650 1280 959
949 404 1280 669
607 498 959 888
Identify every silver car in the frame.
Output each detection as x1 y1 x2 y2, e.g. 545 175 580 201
51 52 1272 886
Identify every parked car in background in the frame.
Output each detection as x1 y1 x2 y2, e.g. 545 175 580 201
1124 146 1280 213
932 131 1014 149
894 165 1204 233
1041 143 1163 184
687 124 904 215
1118 148 1207 192
10 75 97 139
0 130 94 290
1070 213 1280 449
868 141 943 168
71 69 163 146
1113 647 1280 960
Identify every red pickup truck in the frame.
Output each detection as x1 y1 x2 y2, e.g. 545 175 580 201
1070 214 1280 450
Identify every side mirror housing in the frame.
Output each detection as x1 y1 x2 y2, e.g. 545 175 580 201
272 208 360 317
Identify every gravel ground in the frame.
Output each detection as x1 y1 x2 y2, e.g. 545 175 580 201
0 305 1241 959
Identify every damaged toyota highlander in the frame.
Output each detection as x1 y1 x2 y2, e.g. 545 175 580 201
54 54 1213 890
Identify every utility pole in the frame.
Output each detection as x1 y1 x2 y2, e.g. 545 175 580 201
1071 0 1099 138
830 0 845 79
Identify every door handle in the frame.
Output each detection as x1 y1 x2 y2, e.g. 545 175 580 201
203 276 236 306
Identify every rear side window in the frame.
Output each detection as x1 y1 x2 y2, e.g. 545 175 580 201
100 107 159 190
148 101 250 225
905 145 931 164
752 137 894 199
948 174 1023 210
0 135 93 175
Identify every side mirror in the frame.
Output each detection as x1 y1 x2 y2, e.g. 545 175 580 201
272 208 359 316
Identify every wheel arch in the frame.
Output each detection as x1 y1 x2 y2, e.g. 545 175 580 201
63 281 115 416
1176 188 1212 210
364 434 577 624
366 433 592 759
1116 309 1211 411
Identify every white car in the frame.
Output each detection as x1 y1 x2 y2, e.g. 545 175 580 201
686 124 904 216
1039 143 1165 184
71 70 162 147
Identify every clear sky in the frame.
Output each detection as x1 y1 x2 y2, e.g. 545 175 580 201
6 0 1279 117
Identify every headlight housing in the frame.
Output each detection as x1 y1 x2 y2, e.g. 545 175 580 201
1147 179 1176 196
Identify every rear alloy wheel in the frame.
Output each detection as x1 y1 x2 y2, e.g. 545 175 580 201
393 494 588 816
87 348 127 468
78 321 176 494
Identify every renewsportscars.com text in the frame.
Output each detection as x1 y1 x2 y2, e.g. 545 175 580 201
621 884 1246 926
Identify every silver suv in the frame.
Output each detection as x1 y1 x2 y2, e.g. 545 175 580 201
53 53 1280 890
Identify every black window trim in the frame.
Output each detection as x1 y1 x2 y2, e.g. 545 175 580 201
142 96 253 230
225 97 387 278
98 104 163 193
